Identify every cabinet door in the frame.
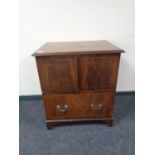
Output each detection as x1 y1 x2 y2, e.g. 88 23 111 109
36 56 78 93
79 54 120 91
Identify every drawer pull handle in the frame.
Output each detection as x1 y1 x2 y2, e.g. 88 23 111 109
56 105 68 112
90 103 103 110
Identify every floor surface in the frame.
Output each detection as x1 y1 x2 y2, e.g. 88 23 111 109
19 94 135 155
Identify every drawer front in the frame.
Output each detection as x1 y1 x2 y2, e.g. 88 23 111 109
36 56 78 93
43 92 114 120
79 54 120 91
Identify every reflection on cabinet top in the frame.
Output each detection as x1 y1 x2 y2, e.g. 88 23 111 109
32 40 124 56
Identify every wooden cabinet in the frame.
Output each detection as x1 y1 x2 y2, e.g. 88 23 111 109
33 40 124 129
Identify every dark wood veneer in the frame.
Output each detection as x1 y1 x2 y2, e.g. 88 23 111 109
79 54 120 91
36 56 78 93
43 92 114 120
33 40 123 129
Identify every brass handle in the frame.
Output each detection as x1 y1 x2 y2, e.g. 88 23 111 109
90 103 103 111
56 105 68 112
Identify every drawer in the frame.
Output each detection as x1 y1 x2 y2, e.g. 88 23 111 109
43 92 114 120
79 54 120 91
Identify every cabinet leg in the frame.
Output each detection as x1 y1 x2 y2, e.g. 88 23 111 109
46 122 54 129
105 119 113 127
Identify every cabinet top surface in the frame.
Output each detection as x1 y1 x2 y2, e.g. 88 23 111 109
32 40 124 56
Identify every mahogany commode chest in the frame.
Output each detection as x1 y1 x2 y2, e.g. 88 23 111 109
32 40 124 129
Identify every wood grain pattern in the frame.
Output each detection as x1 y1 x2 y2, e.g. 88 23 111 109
36 56 78 93
33 40 123 128
79 54 120 91
32 40 124 56
43 92 114 120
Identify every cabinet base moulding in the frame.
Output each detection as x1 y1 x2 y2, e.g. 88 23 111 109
46 118 113 129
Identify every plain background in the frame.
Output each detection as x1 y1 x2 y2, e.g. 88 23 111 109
20 0 135 95
1 0 155 155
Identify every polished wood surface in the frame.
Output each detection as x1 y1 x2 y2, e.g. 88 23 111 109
33 40 123 129
36 56 78 93
79 54 120 91
43 92 114 120
32 40 124 56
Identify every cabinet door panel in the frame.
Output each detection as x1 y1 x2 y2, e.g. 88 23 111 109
79 54 120 90
36 56 78 93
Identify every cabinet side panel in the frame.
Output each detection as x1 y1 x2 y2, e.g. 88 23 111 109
36 57 47 93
